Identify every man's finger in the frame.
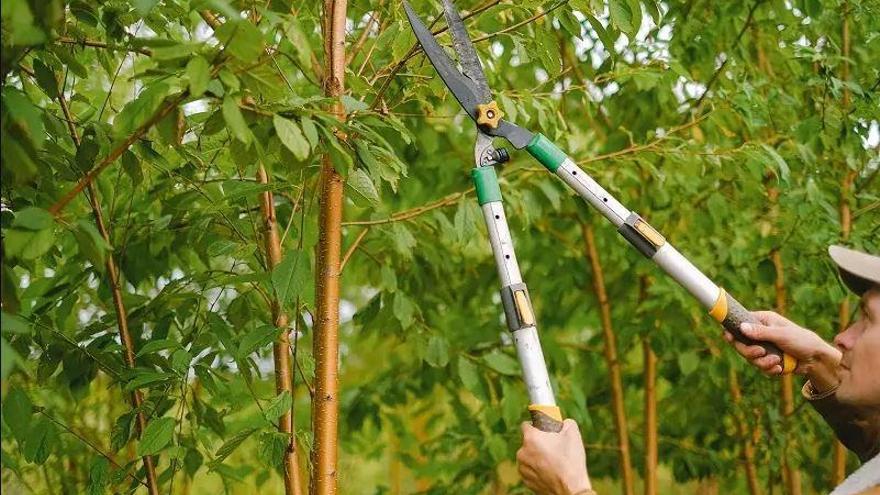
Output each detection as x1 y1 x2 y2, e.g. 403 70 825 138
740 322 782 342
751 311 782 325
733 340 767 359
763 364 783 376
752 353 781 371
723 331 734 343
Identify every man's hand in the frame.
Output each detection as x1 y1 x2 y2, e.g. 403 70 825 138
724 311 841 388
516 419 592 495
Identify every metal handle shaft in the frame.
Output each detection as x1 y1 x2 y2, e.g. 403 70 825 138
525 134 797 374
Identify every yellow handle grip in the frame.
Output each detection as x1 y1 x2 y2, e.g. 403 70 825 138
528 404 563 432
711 289 797 374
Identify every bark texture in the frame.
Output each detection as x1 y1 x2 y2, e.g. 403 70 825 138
311 2 348 494
257 166 304 495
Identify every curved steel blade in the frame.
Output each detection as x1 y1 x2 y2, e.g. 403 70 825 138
441 0 492 102
403 0 483 122
403 0 534 149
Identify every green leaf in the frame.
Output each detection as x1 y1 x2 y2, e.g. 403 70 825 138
458 358 481 396
2 387 33 442
73 219 111 268
4 227 54 260
23 417 58 464
263 391 292 422
87 457 110 495
258 431 288 467
110 413 134 451
761 144 790 183
137 417 175 457
222 96 252 143
347 168 380 204
32 59 59 98
215 20 264 63
608 0 634 37
238 325 279 357
678 351 699 376
134 0 160 16
300 116 319 149
392 293 415 327
483 351 519 376
113 83 170 137
211 427 259 467
341 95 368 113
271 248 308 306
1 312 32 334
186 56 211 98
424 334 449 367
124 371 176 392
2 88 45 149
13 207 53 230
135 338 181 358
273 115 310 160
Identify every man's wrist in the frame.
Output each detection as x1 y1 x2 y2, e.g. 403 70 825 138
804 342 841 393
563 476 592 495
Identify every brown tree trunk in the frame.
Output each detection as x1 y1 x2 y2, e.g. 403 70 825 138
643 338 657 495
833 4 853 483
581 223 635 495
311 2 347 495
639 277 658 495
56 90 160 495
767 188 801 495
730 369 762 495
831 171 855 485
257 166 304 495
696 477 719 495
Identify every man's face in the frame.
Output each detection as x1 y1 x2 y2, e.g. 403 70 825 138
834 287 880 408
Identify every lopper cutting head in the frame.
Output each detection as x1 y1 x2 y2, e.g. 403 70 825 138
402 0 534 164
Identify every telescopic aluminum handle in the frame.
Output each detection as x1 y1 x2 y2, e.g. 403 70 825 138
524 134 796 374
472 165 564 432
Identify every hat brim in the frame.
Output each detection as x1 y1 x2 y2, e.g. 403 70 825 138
829 245 880 296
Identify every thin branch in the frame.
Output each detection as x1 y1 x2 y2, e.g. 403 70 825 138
56 36 153 56
49 91 189 216
471 1 569 44
339 226 370 272
692 0 765 111
39 411 147 488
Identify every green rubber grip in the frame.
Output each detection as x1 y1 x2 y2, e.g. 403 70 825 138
526 134 567 172
471 166 502 205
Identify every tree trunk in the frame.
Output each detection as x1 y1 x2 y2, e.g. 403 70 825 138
730 369 762 495
257 166 304 495
311 2 347 494
581 223 635 495
767 189 801 495
833 4 853 483
831 171 855 485
57 90 160 495
640 277 657 495
643 338 657 495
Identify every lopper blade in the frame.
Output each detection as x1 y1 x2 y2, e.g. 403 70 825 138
441 0 492 102
402 0 487 122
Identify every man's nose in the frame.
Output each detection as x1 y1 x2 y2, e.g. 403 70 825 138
834 325 859 350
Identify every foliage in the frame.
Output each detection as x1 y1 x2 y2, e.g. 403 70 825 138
1 0 878 493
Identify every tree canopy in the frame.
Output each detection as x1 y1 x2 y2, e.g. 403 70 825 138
1 0 878 494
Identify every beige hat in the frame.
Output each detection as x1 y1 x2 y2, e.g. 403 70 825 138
829 245 880 295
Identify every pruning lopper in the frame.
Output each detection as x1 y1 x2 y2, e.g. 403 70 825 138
403 0 796 433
